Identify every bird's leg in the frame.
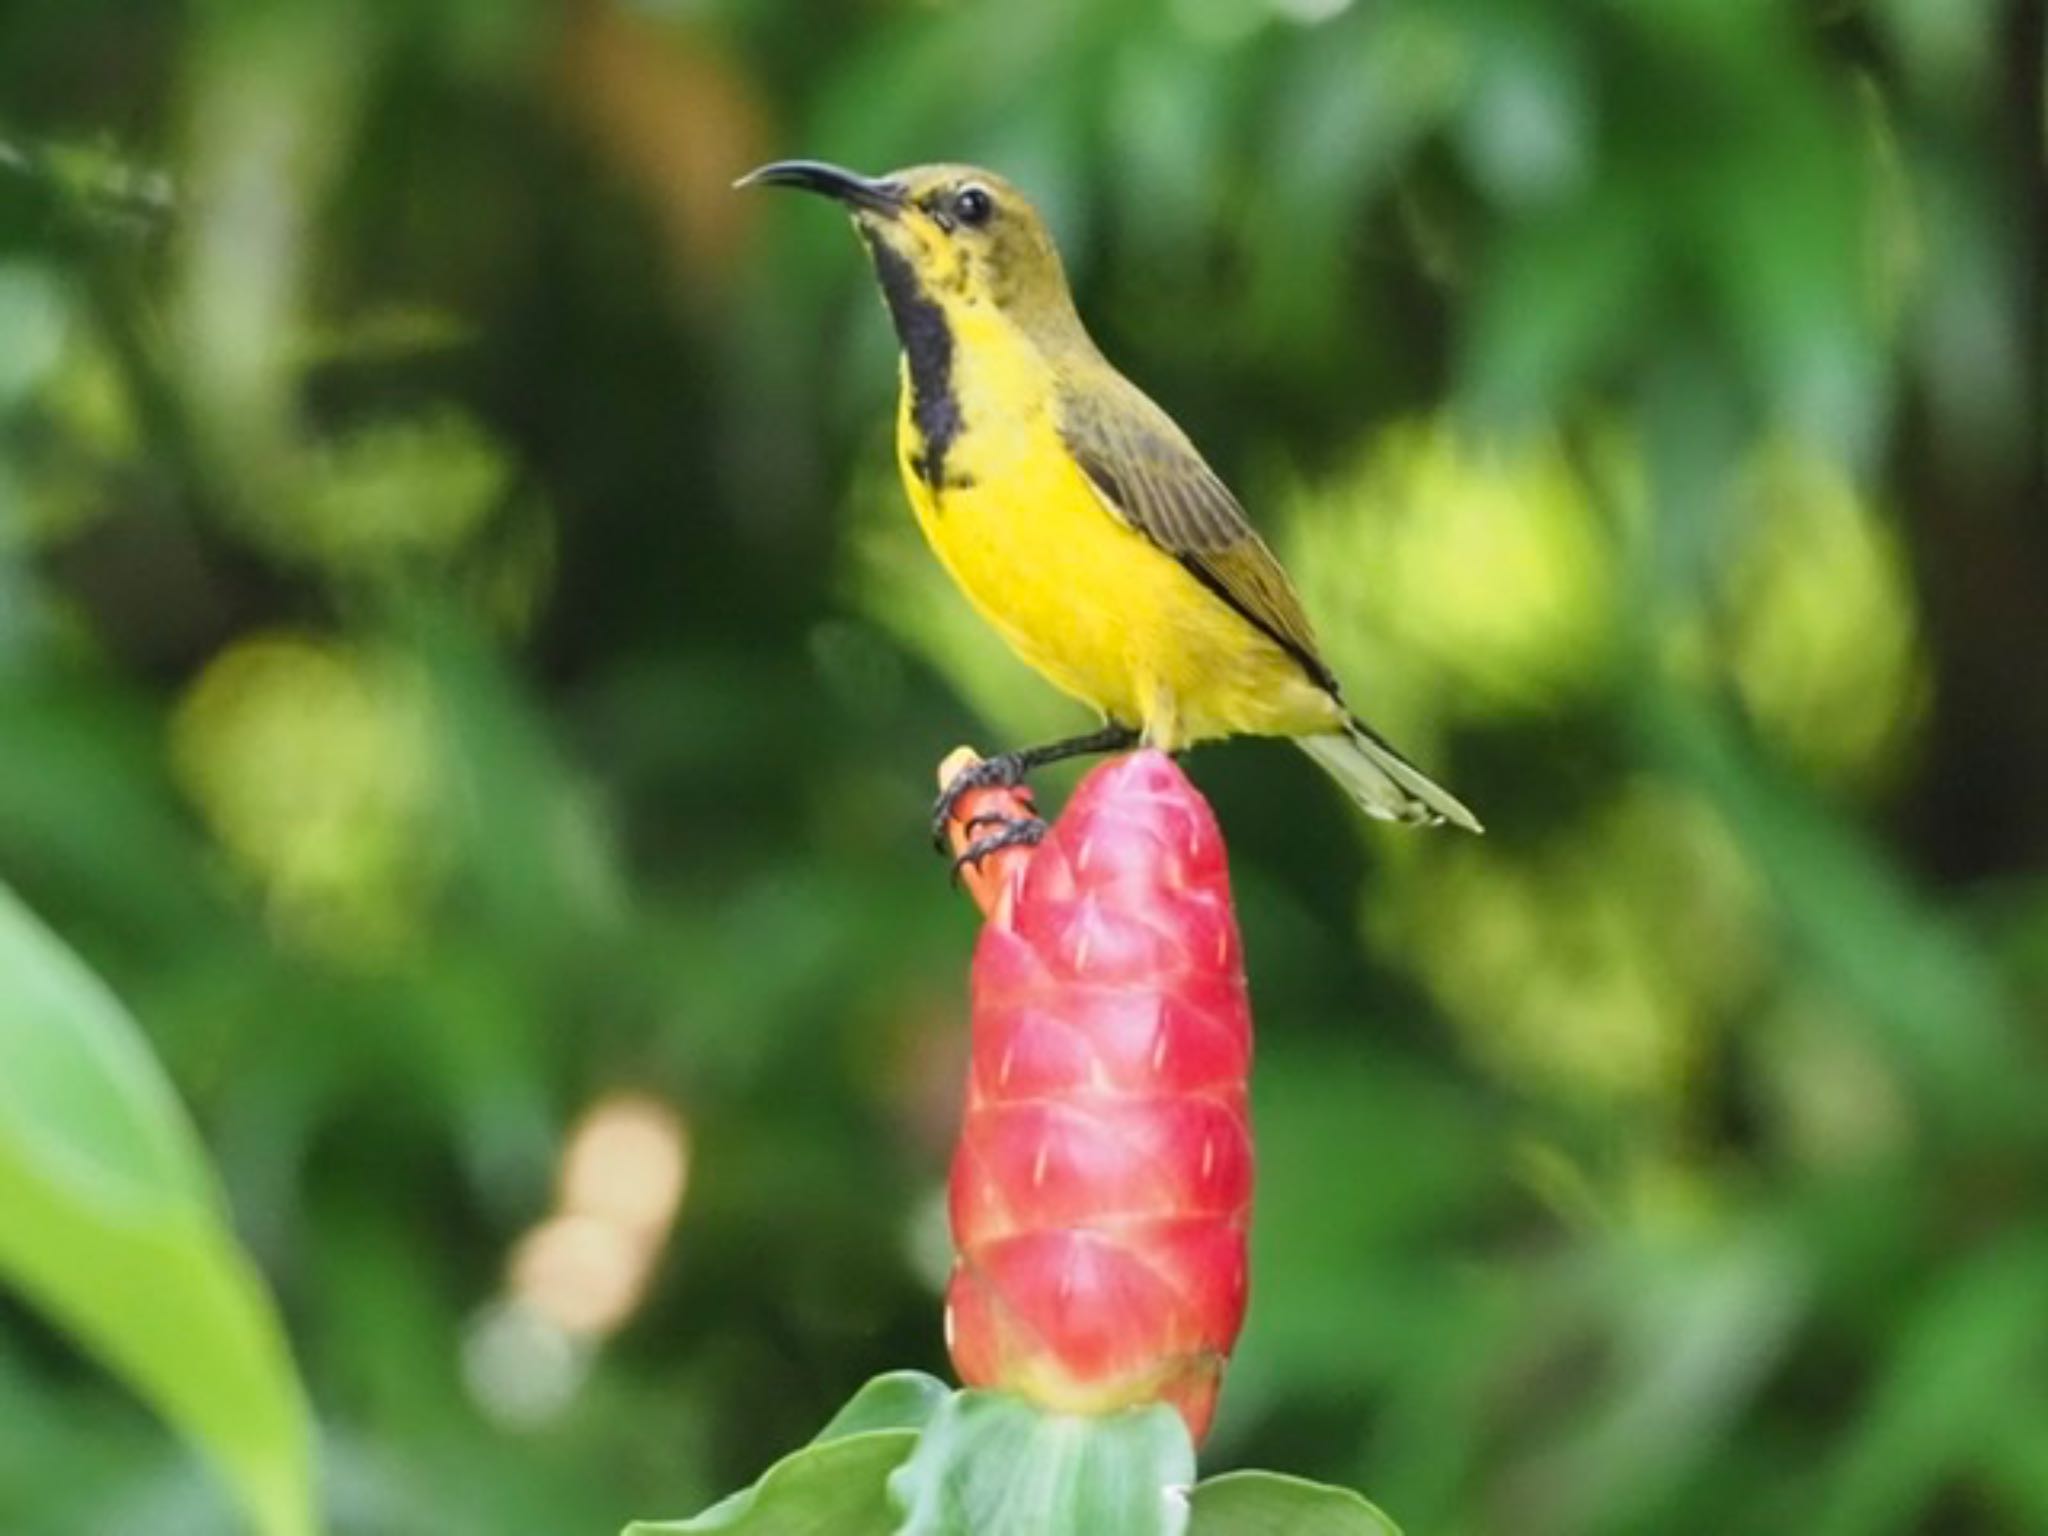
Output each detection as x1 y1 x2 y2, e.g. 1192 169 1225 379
931 723 1141 853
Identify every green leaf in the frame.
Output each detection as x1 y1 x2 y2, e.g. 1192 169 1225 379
1812 1230 2048 1536
1462 191 1652 426
623 1373 949 1534
626 1431 920 1536
0 882 314 1536
814 1371 954 1442
888 1390 1197 1536
1638 689 2020 1126
1190 1470 1403 1534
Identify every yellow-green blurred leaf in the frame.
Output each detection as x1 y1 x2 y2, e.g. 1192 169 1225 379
0 881 314 1536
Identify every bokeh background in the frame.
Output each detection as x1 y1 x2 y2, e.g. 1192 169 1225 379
2 1 2043 1532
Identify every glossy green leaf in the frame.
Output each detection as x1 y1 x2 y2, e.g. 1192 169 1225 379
1190 1471 1403 1534
814 1371 954 1442
623 1372 949 1534
889 1390 1196 1536
625 1432 918 1536
0 882 313 1536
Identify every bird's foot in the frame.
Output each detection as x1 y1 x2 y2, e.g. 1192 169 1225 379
951 811 1048 882
930 753 1027 851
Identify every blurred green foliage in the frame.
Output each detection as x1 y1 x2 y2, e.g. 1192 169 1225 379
1 1 2043 1533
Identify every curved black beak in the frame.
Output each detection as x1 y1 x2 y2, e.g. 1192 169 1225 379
734 159 905 217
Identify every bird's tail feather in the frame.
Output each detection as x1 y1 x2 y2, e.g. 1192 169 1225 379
1296 720 1483 834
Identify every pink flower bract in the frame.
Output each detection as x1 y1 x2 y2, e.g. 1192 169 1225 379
941 750 1253 1443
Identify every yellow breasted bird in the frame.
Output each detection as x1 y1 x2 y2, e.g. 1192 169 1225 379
739 160 1482 841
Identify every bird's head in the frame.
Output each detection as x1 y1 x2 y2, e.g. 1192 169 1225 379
737 159 1082 342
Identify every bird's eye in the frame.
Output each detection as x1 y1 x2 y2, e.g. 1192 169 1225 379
952 186 994 227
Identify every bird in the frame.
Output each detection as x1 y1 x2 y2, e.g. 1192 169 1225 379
737 159 1482 852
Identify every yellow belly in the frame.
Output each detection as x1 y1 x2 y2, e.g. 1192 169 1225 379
897 393 1340 750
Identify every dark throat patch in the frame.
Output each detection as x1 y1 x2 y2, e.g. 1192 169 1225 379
864 234 966 490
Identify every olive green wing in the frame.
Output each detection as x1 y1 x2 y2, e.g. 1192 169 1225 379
1058 381 1342 698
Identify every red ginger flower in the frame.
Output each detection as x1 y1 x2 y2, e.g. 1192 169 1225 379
939 749 1253 1445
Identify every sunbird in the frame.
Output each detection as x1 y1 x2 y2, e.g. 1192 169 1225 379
739 160 1482 845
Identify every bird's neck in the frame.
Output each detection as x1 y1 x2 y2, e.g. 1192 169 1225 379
865 237 962 480
865 236 1086 491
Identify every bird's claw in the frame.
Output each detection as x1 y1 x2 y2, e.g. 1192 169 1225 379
949 814 1048 883
930 754 1026 851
